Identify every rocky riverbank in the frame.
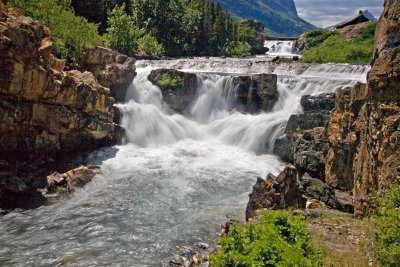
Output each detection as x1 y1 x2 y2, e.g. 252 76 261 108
247 0 400 217
0 5 135 210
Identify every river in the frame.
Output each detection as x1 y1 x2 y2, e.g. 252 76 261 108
0 58 369 266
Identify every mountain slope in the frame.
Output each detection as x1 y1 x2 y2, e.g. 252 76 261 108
211 0 316 37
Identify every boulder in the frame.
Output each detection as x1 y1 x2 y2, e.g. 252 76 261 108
234 73 278 113
47 166 100 192
246 164 306 220
148 69 197 113
148 69 278 114
81 46 136 102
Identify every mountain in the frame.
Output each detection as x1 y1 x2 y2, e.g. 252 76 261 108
210 0 316 37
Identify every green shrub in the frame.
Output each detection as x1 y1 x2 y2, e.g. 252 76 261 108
210 210 322 267
227 41 252 57
158 74 183 89
137 33 164 57
105 4 140 57
7 0 101 63
373 183 400 266
305 29 338 48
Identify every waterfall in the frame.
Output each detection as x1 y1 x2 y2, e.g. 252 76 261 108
265 40 298 56
119 62 368 153
0 59 371 266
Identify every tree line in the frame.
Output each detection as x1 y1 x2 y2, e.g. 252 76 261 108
5 0 263 61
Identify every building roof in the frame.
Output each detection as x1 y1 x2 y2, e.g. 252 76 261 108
329 10 376 29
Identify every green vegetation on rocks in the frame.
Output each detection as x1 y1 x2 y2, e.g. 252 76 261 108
373 184 400 266
7 0 102 63
303 22 377 63
158 74 184 89
211 211 321 266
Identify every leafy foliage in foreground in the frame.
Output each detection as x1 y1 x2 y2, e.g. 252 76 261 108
303 21 377 63
373 183 400 266
210 211 321 266
7 0 102 63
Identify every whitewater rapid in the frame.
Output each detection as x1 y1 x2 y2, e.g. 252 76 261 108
0 60 370 266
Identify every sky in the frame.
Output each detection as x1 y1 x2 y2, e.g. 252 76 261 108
294 0 385 28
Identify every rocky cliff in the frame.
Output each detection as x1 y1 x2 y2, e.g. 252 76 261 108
0 5 134 209
252 0 399 217
333 0 400 215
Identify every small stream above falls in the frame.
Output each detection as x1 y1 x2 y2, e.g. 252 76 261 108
0 59 370 266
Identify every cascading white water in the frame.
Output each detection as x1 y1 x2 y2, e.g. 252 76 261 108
265 40 298 57
0 59 370 266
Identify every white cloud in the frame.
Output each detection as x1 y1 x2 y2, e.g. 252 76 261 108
294 0 384 28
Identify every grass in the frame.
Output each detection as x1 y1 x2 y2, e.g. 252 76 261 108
302 22 377 64
308 210 374 267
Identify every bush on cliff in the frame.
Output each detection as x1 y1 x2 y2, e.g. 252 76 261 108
7 0 102 63
210 211 321 266
373 183 400 266
302 21 377 63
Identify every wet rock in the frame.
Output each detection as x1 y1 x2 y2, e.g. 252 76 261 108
246 164 306 220
47 166 100 193
148 69 198 113
273 135 293 162
169 242 211 267
234 73 278 113
81 46 136 102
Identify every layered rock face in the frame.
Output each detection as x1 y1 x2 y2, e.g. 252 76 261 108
333 0 400 215
148 69 278 114
81 46 136 102
0 6 124 208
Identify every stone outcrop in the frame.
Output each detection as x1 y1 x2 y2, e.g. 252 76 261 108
81 46 136 102
274 0 400 216
148 69 278 114
246 164 306 220
148 69 197 113
274 93 335 179
46 165 100 193
334 0 400 215
235 73 278 113
0 6 123 209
